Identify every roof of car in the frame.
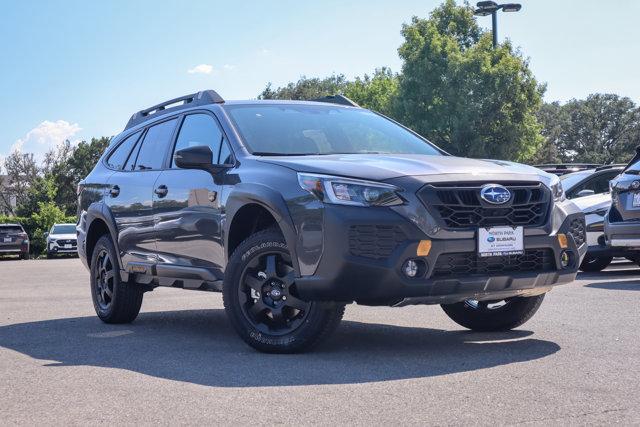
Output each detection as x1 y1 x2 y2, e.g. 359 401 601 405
124 90 360 131
0 223 22 227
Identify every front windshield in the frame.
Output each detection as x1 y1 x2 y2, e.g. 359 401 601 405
560 170 593 191
52 224 75 234
224 104 442 156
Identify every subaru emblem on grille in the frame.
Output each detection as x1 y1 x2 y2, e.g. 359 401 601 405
480 184 511 204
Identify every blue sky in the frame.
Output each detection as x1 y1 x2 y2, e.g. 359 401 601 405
1 0 639 165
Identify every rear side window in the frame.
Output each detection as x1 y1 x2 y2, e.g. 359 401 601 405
134 118 178 170
106 131 141 170
172 114 223 167
0 225 24 233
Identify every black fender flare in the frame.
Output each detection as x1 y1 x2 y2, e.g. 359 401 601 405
224 183 300 274
84 202 122 267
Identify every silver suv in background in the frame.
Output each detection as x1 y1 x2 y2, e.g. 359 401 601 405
46 223 78 258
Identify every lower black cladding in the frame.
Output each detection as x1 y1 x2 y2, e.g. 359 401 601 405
432 249 555 278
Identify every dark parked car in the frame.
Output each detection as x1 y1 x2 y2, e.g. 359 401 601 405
77 90 587 353
604 148 640 263
0 223 29 259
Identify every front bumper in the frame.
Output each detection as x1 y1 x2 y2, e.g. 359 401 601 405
295 204 586 305
48 241 78 254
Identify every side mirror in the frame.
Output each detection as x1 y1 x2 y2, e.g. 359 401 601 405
174 145 227 173
576 189 595 198
44 232 49 238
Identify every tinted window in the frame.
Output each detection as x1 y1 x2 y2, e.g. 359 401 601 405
134 119 178 170
172 114 223 167
51 224 76 234
560 170 593 191
224 104 441 156
106 131 141 169
0 225 24 233
570 171 618 197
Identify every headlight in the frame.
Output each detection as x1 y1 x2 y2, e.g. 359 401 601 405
550 176 565 202
297 173 404 207
49 238 57 242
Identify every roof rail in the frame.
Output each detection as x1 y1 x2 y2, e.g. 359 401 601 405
310 95 360 107
594 163 625 171
124 90 224 130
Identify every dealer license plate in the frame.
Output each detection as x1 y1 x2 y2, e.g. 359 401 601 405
633 192 640 207
64 244 72 249
3 237 11 243
478 226 524 257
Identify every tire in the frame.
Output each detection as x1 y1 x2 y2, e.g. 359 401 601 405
223 228 344 353
21 252 30 260
90 235 143 324
579 255 613 272
441 294 545 332
46 251 53 259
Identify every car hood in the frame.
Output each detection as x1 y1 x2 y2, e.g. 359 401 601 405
258 154 550 182
570 193 611 213
49 233 76 240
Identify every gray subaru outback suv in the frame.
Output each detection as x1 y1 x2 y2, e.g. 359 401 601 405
77 90 586 353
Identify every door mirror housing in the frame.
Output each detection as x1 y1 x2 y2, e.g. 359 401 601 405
44 232 49 238
576 189 596 198
174 145 229 173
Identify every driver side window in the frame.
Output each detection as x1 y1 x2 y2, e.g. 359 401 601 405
172 113 223 167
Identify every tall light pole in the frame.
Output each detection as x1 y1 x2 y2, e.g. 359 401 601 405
474 1 522 48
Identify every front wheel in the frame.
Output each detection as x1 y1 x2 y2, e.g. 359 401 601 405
90 235 143 323
441 294 545 332
579 255 612 272
223 228 344 353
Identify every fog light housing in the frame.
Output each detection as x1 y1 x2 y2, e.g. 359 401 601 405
560 250 571 268
403 259 418 277
402 259 426 278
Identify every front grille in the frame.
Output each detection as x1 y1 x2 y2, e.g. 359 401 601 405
568 218 586 246
432 249 555 278
348 225 406 259
418 182 551 229
56 239 77 246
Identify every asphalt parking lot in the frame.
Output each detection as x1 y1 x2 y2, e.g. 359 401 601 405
1 258 638 425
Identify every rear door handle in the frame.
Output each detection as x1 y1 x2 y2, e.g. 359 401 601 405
109 185 120 197
154 185 168 198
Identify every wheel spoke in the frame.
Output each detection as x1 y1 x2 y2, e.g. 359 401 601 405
104 286 113 298
284 295 308 311
105 270 115 282
281 267 296 286
270 307 285 325
101 253 110 272
244 274 263 292
249 300 269 318
264 255 277 277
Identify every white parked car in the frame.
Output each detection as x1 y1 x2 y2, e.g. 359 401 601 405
46 223 78 258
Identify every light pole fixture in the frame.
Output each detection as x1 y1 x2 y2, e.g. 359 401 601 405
474 1 522 48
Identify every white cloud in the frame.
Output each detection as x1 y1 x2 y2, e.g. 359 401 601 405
6 120 82 165
223 64 236 70
187 64 213 74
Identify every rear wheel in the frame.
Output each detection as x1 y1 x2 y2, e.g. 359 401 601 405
90 235 143 323
441 294 545 332
579 255 613 272
223 228 344 353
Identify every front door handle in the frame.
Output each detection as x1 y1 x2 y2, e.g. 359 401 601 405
154 185 168 198
109 185 120 197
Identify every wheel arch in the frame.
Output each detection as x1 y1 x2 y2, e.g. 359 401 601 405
84 203 121 269
225 184 300 274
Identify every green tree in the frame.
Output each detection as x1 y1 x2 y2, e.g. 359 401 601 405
557 94 639 164
259 75 349 100
531 102 567 164
396 0 545 161
343 68 399 117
